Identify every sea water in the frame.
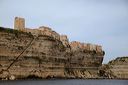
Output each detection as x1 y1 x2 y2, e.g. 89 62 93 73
0 79 128 85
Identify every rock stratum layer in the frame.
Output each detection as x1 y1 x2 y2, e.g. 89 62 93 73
99 57 128 79
0 25 104 80
0 17 127 80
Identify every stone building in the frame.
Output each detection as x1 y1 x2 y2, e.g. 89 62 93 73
60 35 69 47
13 16 103 53
14 17 25 31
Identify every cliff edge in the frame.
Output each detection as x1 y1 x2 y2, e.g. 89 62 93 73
0 17 105 80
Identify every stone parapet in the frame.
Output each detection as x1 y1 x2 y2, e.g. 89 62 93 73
13 17 103 54
70 41 103 53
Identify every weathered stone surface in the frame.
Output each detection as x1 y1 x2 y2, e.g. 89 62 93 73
0 17 105 80
60 35 69 48
64 41 104 78
0 27 66 79
14 17 25 31
1 17 128 80
99 57 128 79
0 26 105 80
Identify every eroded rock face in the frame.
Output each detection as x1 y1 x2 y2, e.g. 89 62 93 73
64 41 104 78
0 27 66 79
100 57 128 79
0 26 104 80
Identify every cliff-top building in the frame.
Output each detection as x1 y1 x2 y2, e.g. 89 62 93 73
14 17 25 31
0 16 107 80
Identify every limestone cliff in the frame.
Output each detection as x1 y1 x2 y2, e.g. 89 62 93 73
0 17 105 80
0 27 67 80
99 57 128 79
0 26 104 80
65 41 104 78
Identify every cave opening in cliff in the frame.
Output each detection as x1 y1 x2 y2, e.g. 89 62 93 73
24 75 42 80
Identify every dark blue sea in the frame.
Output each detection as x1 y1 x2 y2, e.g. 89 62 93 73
0 79 128 85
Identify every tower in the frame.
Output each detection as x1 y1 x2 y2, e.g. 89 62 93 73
60 35 69 47
14 17 25 31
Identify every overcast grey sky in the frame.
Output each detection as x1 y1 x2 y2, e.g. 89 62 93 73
0 0 128 63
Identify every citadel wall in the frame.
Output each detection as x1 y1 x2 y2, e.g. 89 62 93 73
70 41 102 53
0 17 106 79
14 17 103 53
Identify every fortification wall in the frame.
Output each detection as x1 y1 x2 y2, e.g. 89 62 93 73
70 41 103 53
0 17 105 79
